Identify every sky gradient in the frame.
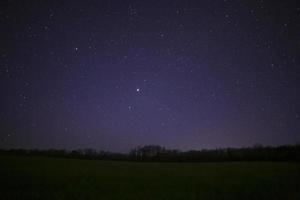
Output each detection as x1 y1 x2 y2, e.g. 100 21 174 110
1 0 300 152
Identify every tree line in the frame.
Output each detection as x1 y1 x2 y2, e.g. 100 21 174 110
1 144 300 162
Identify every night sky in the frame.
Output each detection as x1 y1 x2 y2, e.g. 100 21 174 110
1 1 300 152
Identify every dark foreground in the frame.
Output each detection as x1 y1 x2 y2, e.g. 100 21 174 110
1 156 300 200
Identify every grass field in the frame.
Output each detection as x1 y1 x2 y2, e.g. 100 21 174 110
1 156 300 200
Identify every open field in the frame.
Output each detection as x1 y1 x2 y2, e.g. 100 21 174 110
1 156 300 200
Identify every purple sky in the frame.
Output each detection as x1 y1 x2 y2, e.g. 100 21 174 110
1 0 300 152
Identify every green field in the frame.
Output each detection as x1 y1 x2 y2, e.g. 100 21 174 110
1 156 300 200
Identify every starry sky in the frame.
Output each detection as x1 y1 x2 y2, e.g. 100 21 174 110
1 0 300 152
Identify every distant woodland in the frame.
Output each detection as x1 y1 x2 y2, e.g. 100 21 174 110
1 144 300 162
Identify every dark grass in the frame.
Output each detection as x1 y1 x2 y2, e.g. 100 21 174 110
1 156 300 200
